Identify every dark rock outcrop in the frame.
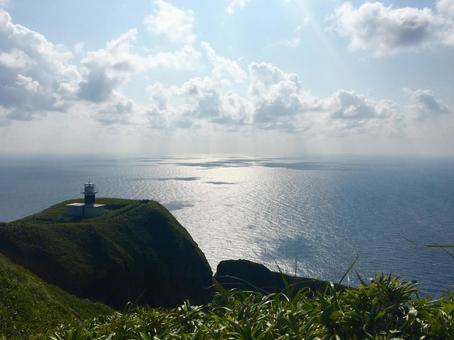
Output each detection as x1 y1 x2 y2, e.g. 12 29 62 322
215 259 344 294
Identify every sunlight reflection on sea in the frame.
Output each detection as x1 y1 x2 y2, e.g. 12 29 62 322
0 155 453 296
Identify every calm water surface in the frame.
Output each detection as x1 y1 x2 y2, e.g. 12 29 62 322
0 155 453 296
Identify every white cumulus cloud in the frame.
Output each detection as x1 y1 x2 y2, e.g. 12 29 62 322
202 42 246 84
144 0 196 45
331 1 454 56
0 9 79 120
144 58 452 137
0 4 452 153
437 0 454 45
405 88 451 120
248 62 321 130
78 29 200 104
78 29 140 102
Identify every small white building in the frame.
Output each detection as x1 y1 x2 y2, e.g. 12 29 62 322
66 182 105 218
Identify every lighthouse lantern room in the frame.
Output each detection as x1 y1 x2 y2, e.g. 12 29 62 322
84 183 97 205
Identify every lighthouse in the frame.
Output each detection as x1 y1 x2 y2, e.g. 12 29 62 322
66 182 106 218
83 182 97 205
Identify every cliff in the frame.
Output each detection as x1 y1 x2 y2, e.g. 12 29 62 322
0 198 213 308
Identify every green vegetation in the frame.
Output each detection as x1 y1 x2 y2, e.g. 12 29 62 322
0 254 112 339
1 201 453 338
0 198 212 308
49 275 454 339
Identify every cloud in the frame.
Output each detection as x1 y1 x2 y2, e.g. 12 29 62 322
145 45 201 70
78 1 201 104
0 10 79 121
0 5 201 126
144 0 196 45
0 49 32 69
145 48 250 128
144 57 452 137
145 59 324 131
329 90 391 121
0 5 452 151
95 94 135 125
78 29 140 102
202 42 246 84
78 29 200 103
16 74 40 93
331 2 437 55
323 90 402 134
78 0 202 105
437 0 454 45
146 76 249 128
249 62 321 130
331 1 454 56
438 0 454 19
405 88 450 120
225 0 250 15
180 77 248 126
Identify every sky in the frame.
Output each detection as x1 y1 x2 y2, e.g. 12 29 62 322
0 0 454 156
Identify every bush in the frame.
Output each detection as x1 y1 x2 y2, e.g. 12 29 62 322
49 274 454 339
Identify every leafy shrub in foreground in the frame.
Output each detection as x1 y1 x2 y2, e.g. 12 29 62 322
49 274 454 339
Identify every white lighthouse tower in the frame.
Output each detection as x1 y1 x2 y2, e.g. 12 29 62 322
66 182 106 218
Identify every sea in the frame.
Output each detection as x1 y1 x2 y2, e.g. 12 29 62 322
0 155 453 296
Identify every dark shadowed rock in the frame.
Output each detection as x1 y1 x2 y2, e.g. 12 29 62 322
215 259 344 294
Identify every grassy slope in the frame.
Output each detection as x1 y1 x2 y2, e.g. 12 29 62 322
0 198 212 308
0 253 112 339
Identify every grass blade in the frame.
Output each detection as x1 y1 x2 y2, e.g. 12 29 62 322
338 254 359 286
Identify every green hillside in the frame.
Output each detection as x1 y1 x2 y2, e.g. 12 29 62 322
0 253 111 339
0 199 213 309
